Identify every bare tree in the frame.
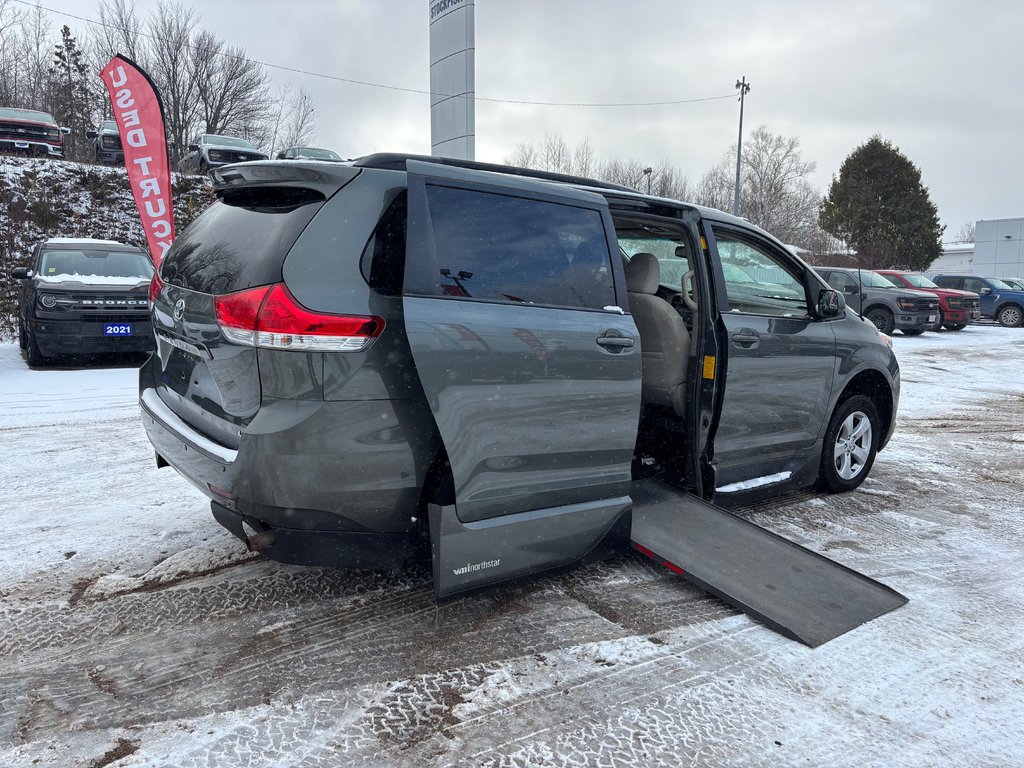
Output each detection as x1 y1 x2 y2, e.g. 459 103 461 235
571 137 595 177
505 141 537 169
276 87 316 151
21 2 53 110
952 221 976 244
93 0 146 66
191 30 270 146
539 133 572 174
148 0 200 153
698 126 823 247
503 132 695 197
0 0 27 105
599 157 650 190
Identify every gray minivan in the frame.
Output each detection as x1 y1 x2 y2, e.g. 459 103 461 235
141 155 900 593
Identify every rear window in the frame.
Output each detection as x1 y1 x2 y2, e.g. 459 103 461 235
160 188 324 294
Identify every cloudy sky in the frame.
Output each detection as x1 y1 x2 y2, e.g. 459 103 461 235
40 0 1024 237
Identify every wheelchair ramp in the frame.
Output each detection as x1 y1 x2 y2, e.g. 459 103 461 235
629 480 907 647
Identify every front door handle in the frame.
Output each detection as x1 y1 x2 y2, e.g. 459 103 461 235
596 331 635 351
731 330 760 349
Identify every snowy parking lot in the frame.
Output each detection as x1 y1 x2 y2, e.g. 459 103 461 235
1 326 1023 767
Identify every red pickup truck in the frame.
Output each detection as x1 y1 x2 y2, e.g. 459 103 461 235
0 107 69 158
876 270 981 330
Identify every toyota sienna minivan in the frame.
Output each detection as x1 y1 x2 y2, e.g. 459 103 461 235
141 155 900 594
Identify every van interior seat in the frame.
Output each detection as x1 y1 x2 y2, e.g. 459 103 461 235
625 252 690 416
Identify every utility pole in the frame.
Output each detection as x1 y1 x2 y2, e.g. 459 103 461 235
732 76 750 217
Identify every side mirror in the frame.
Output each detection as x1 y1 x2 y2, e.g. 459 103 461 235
12 267 31 279
86 130 98 139
817 289 845 318
980 287 992 295
60 126 71 135
188 144 199 152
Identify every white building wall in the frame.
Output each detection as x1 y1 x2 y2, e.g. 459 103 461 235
929 245 974 273
429 0 475 160
973 217 1023 278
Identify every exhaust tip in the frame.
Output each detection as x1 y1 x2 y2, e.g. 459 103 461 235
245 530 275 552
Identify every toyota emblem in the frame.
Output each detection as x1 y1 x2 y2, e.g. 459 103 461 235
173 298 185 322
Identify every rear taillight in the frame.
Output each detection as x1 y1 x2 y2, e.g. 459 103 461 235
149 273 165 308
214 283 384 352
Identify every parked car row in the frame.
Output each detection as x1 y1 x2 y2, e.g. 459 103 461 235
811 266 1024 331
1 107 343 172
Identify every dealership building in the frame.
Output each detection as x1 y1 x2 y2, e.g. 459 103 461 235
928 217 1024 278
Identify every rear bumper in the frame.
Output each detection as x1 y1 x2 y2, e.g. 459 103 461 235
211 502 409 569
139 359 424 567
32 317 154 354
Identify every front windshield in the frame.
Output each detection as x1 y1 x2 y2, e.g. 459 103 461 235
39 249 154 280
0 107 56 124
294 147 341 160
204 134 256 149
899 273 939 288
100 120 117 131
988 278 1013 290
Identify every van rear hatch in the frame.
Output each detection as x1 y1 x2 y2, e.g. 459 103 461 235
150 164 360 448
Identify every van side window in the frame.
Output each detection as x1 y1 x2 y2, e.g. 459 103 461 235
713 230 809 317
360 191 407 294
425 185 614 310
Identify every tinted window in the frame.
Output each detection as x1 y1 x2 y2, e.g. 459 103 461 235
361 191 407 294
963 278 986 293
161 189 324 294
425 185 614 310
713 230 808 316
934 276 962 289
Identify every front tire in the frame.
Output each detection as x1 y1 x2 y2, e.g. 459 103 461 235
24 325 48 367
901 328 925 336
865 307 895 335
944 323 966 331
817 395 879 493
997 304 1023 328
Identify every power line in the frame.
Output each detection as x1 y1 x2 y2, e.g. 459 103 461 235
12 0 737 109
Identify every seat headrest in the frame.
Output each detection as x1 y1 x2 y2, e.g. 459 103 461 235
625 252 660 294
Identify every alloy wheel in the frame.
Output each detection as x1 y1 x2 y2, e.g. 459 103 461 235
833 410 873 481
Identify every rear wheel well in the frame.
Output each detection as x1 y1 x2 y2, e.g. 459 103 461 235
410 448 454 556
834 370 893 444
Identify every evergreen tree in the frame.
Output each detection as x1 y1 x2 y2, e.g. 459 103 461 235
48 25 96 162
819 136 944 270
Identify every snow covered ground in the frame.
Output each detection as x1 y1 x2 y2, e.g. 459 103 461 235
1 327 1022 767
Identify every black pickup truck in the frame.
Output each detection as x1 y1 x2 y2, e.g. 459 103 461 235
13 238 155 365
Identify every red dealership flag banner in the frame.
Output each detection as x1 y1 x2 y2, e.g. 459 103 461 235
99 54 175 267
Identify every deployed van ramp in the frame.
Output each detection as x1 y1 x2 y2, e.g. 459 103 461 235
629 480 908 647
